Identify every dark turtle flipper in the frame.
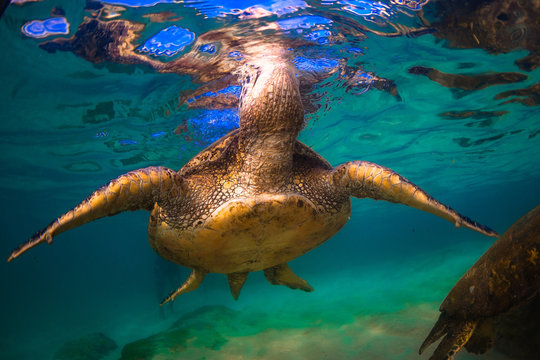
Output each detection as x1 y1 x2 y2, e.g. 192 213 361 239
227 272 249 300
429 320 477 360
160 268 206 305
264 263 313 292
8 166 183 262
464 318 495 354
419 313 450 355
420 313 478 360
330 161 499 237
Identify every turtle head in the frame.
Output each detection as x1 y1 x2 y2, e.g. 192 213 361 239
239 59 304 135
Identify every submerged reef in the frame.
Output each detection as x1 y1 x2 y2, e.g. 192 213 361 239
53 333 117 360
119 304 438 360
120 306 237 359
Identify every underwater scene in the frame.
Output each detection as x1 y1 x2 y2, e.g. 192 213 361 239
1 0 539 359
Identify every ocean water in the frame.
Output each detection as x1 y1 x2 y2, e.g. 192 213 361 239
1 1 539 359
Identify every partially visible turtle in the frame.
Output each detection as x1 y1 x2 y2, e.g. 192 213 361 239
419 205 540 360
7 54 497 304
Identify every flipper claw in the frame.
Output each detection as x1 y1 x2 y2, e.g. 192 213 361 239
7 229 53 262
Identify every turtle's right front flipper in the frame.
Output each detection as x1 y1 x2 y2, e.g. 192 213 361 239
8 166 184 262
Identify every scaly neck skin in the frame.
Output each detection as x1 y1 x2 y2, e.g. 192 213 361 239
237 59 304 192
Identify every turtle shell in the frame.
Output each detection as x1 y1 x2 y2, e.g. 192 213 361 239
441 205 540 317
179 128 332 178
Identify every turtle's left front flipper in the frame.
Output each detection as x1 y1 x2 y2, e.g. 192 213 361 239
330 161 498 237
8 166 184 262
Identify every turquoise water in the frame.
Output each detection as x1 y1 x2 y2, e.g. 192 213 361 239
1 1 539 359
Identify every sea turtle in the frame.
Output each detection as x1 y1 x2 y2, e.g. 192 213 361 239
7 59 498 305
419 205 540 360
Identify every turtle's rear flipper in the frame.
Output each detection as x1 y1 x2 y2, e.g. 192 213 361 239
264 263 313 292
227 272 249 300
330 161 499 238
8 166 183 262
160 268 206 305
420 313 477 360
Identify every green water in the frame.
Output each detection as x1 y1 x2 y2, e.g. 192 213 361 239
1 1 539 359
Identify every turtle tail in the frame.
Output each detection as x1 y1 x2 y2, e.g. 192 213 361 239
420 313 477 360
331 161 499 238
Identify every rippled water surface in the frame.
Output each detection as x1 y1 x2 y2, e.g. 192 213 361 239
1 1 539 359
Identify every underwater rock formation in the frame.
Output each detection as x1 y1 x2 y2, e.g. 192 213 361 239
120 306 238 359
53 332 117 360
118 301 458 360
121 328 226 359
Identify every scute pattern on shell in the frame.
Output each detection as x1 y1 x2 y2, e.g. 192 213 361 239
155 129 347 231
